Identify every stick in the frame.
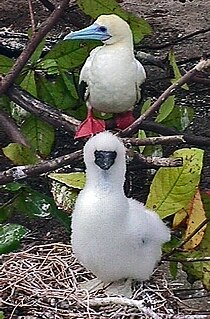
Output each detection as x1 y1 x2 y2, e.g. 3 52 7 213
119 59 210 137
0 0 70 95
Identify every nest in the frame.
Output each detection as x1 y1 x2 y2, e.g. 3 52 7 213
0 243 196 319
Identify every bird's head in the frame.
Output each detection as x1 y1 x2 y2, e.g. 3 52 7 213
64 14 133 45
84 131 125 173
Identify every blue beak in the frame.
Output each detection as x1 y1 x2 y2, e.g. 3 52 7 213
64 23 111 42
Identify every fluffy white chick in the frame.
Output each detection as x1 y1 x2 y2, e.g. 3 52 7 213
71 131 170 283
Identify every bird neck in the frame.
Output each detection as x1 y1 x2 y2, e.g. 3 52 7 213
85 166 125 194
104 38 134 54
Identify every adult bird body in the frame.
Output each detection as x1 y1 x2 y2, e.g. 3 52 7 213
64 15 146 138
72 132 170 283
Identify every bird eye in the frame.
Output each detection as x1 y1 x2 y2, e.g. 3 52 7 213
99 26 107 32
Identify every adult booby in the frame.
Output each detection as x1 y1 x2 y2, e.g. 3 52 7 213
64 15 146 138
72 132 170 284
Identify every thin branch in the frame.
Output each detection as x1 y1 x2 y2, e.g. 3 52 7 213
124 135 185 146
7 84 80 133
164 256 210 263
38 0 55 11
0 149 82 185
89 297 160 319
132 153 183 168
0 0 70 95
28 0 36 34
119 59 210 137
164 216 210 258
140 27 210 51
0 110 29 147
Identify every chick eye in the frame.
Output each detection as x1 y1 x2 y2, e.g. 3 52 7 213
99 26 107 32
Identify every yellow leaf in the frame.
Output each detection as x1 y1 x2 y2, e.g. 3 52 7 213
173 208 187 229
184 189 207 250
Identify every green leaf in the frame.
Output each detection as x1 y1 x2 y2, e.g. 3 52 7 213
21 116 55 157
161 105 194 132
138 129 146 153
169 261 178 279
49 173 86 212
4 182 23 192
30 38 46 63
0 311 4 319
0 223 28 254
156 96 175 123
49 172 86 189
77 0 152 43
141 98 152 114
169 49 189 90
0 55 14 74
146 148 204 219
38 58 59 75
36 73 78 110
20 70 37 97
51 180 79 212
2 143 38 165
43 40 99 69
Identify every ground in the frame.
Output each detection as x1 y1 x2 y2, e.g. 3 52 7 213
1 0 210 318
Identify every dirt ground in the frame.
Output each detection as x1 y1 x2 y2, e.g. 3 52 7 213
1 0 210 318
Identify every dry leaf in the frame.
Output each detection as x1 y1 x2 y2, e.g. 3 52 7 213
184 189 207 250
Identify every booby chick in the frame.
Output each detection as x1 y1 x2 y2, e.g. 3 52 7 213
72 132 170 285
64 15 146 138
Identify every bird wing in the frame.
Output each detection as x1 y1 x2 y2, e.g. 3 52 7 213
79 47 102 101
135 59 146 103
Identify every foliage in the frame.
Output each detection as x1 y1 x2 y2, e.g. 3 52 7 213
0 0 209 292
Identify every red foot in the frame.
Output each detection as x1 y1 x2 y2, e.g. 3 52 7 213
115 111 135 130
75 109 105 139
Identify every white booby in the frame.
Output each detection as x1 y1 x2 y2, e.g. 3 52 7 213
64 15 146 138
72 132 170 284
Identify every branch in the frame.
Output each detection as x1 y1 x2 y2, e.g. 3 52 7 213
0 110 29 147
164 216 210 258
89 297 159 319
0 0 70 95
131 153 183 168
124 135 185 146
7 84 80 133
0 150 82 185
119 59 210 137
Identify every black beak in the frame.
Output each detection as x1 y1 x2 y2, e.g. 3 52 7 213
94 150 117 170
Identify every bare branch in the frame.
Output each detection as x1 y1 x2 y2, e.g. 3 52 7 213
124 135 185 146
0 0 70 95
28 0 36 34
132 153 183 168
0 110 29 147
0 150 82 185
7 84 80 133
119 59 210 137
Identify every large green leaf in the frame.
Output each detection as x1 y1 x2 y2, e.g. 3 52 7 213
49 172 86 189
169 49 189 90
0 223 28 254
43 40 99 69
2 143 38 165
21 116 55 157
20 70 37 97
146 148 204 218
36 73 78 110
161 105 194 132
0 55 14 74
30 38 46 64
77 0 152 43
156 95 175 123
49 173 86 212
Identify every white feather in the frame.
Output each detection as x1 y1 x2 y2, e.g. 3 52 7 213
71 132 170 283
